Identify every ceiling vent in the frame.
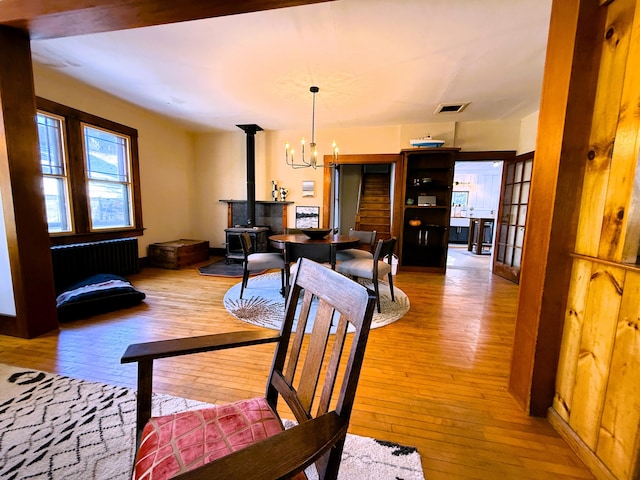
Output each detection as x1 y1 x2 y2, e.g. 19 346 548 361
434 102 470 114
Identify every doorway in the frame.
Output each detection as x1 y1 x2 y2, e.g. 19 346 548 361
336 164 394 237
323 151 521 276
322 153 402 239
447 159 505 271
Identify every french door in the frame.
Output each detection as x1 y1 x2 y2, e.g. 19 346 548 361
493 152 534 283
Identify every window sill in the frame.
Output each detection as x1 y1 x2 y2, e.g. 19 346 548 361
49 228 144 246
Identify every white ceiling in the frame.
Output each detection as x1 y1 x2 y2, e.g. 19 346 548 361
30 0 553 133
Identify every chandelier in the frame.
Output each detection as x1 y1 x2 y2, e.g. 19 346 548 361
285 86 338 169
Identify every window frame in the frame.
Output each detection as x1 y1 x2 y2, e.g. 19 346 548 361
37 97 144 245
82 123 135 231
37 110 74 234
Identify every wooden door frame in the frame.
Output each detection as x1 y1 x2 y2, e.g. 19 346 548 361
322 154 402 240
454 151 516 163
509 0 604 416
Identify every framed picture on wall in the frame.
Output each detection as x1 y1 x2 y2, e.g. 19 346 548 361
452 191 469 207
302 180 315 197
295 206 320 228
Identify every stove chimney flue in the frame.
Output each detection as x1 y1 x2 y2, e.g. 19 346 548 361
236 124 263 227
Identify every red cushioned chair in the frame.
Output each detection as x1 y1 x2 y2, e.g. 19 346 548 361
121 257 376 480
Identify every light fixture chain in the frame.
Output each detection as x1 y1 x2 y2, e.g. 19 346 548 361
311 87 316 145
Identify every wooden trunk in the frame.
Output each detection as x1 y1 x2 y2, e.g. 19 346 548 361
148 239 209 269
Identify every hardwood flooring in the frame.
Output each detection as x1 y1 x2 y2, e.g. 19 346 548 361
0 247 594 479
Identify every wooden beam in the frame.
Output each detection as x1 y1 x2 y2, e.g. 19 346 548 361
0 25 58 337
508 0 605 415
0 0 335 39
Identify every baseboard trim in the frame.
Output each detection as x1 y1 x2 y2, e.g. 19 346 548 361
547 408 617 480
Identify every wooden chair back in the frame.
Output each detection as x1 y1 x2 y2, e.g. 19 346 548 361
267 257 376 479
373 236 397 266
239 231 253 257
284 241 334 265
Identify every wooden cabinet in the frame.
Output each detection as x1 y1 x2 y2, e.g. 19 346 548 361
400 148 459 272
449 226 469 244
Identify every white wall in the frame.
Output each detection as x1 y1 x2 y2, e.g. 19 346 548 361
454 120 521 151
30 66 538 254
452 162 503 220
33 65 196 256
192 131 248 249
518 110 539 154
0 191 16 316
194 119 521 249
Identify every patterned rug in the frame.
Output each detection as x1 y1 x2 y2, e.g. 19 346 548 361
223 272 410 333
0 364 425 480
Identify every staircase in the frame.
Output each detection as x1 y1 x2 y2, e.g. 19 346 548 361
355 172 391 239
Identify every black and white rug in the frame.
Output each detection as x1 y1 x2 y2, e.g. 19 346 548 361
223 272 410 333
0 364 425 480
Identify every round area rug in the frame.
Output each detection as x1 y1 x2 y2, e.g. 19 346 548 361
223 272 410 333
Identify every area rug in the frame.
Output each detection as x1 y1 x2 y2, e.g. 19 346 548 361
223 272 410 333
198 258 252 277
0 364 425 480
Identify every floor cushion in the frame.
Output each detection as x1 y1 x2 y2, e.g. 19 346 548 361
56 273 145 321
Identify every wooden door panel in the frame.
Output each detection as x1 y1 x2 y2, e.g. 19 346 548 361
493 152 534 284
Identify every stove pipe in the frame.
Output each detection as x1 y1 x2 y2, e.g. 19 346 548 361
236 124 263 226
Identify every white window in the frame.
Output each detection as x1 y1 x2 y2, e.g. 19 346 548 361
37 112 72 233
36 97 143 244
83 125 133 230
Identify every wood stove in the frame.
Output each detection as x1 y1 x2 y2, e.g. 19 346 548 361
222 125 273 263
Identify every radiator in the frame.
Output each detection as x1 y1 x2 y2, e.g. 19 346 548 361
50 238 139 293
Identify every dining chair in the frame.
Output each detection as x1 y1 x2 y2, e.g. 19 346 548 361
337 237 397 313
239 231 285 299
121 258 377 480
285 241 336 270
283 241 336 297
335 228 377 262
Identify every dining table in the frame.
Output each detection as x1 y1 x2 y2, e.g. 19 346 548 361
269 233 360 270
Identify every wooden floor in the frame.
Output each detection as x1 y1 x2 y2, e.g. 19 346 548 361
0 246 594 480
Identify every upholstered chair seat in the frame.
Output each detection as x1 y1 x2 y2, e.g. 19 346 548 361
337 256 392 279
336 248 374 261
245 252 286 271
133 397 306 480
335 229 376 262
